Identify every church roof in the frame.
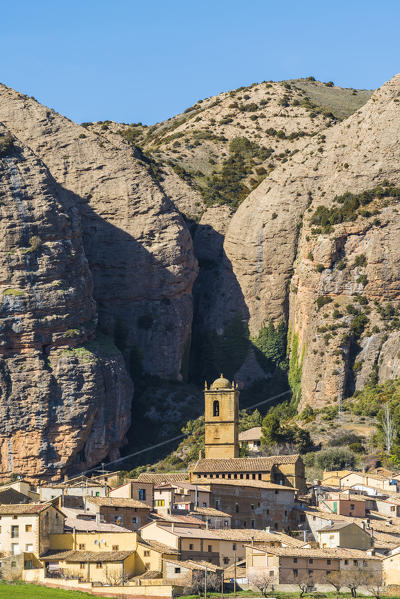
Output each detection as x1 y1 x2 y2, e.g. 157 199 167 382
210 374 232 390
192 455 300 473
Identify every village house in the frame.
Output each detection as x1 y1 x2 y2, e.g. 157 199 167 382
189 506 231 529
42 529 137 583
140 521 306 567
163 558 223 587
39 480 108 503
317 521 372 550
192 478 298 531
153 481 211 512
238 427 262 453
109 479 154 507
246 544 382 589
136 538 180 575
318 492 367 517
85 496 151 531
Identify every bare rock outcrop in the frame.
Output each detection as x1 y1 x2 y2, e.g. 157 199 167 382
0 85 197 380
0 126 132 479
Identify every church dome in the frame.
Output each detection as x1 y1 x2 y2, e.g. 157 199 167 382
210 374 231 390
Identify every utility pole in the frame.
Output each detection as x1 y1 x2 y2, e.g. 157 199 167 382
221 570 224 599
234 550 237 597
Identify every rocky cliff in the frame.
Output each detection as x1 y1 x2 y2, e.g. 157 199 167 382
0 125 132 479
224 74 400 408
0 85 197 381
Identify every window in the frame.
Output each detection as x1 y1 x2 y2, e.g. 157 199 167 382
391 506 396 512
251 520 255 529
139 489 146 501
293 569 298 577
25 524 32 533
243 521 247 528
145 562 150 569
313 516 316 521
24 560 33 570
144 551 150 557
274 523 278 530
25 544 33 552
309 570 313 575
79 544 86 550
11 562 16 568
309 559 313 564
223 557 229 564
293 558 298 563
11 526 19 539
252 474 256 480
353 560 358 566
11 544 20 555
132 517 138 524
96 491 100 497
246 474 249 480
269 570 274 577
258 473 262 480
329 534 334 539
266 509 270 515
80 563 85 569
155 499 165 507
56 513 59 520
12 515 17 520
233 544 236 550
189 544 194 550
250 504 254 510
175 567 181 574
224 520 229 527
327 559 331 565
350 504 355 510
344 560 349 565
235 503 239 513
274 490 279 495
96 562 103 569
208 545 212 552
284 510 288 517
112 545 119 551
213 400 220 417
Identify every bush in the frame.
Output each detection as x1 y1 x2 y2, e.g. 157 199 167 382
354 254 367 267
315 264 324 273
0 133 14 157
316 296 332 310
315 447 356 471
328 432 362 447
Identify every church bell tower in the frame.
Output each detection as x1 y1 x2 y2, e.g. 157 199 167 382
204 374 239 459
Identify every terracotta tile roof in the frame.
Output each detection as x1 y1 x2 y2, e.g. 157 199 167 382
155 481 209 493
138 539 179 555
137 473 188 483
64 516 132 533
86 497 149 509
318 521 360 532
194 478 296 491
0 488 31 504
165 559 221 572
151 513 205 526
135 570 163 579
191 506 232 518
193 455 300 473
157 525 301 543
41 550 133 562
249 545 382 559
0 503 54 515
239 427 262 442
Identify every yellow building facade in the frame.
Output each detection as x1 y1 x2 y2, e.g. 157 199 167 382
204 375 239 459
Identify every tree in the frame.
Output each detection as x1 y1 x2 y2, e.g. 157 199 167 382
261 412 282 446
326 570 343 593
382 402 395 456
342 567 365 598
248 571 274 597
366 572 384 599
298 575 314 598
184 570 220 596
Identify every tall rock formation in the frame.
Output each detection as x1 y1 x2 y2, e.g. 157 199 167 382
224 74 400 407
0 85 197 380
0 125 132 479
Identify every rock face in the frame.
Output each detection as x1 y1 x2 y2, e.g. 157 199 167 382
0 125 132 479
0 85 197 380
223 74 400 408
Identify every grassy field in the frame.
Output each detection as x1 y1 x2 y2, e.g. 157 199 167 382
0 582 97 597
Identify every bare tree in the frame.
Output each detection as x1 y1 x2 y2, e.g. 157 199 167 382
298 574 314 598
366 572 385 599
248 571 274 597
342 568 365 598
382 402 395 456
184 570 220 596
327 570 343 593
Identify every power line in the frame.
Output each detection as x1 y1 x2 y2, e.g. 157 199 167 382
78 387 292 477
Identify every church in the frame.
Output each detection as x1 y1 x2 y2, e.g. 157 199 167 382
189 374 306 493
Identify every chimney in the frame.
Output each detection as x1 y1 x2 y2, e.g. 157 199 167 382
362 521 366 530
171 522 175 533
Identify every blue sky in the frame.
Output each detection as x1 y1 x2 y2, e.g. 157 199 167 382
1 0 399 125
